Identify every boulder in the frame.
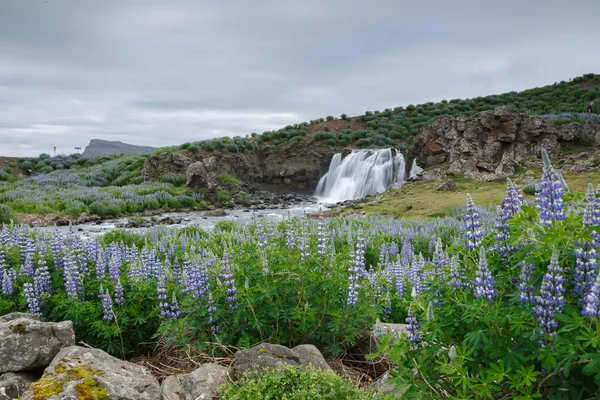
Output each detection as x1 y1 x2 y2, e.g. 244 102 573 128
186 159 219 192
22 346 160 400
345 323 408 375
204 208 228 217
0 313 75 373
234 343 301 378
291 344 331 372
141 152 193 180
366 371 407 398
412 106 561 180
436 180 457 191
0 372 38 400
160 363 229 400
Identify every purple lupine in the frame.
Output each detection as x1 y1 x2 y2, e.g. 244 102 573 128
102 289 114 321
2 270 13 296
594 184 600 225
114 279 124 306
464 194 484 249
535 149 566 227
448 255 462 292
34 260 53 296
207 292 219 335
316 220 327 256
428 235 437 255
383 291 392 320
431 238 446 280
582 274 600 317
517 262 535 306
388 261 405 297
157 276 169 317
473 247 496 302
95 253 106 280
0 249 5 278
20 253 35 278
405 308 422 349
23 282 41 317
533 250 566 347
108 255 121 283
407 254 425 295
573 240 598 300
400 239 414 267
219 251 238 311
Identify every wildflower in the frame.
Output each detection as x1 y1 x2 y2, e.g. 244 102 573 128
426 302 434 322
114 279 124 306
517 262 535 306
448 255 462 292
102 289 114 321
535 149 566 227
533 250 566 347
1 270 12 296
582 274 600 318
374 319 386 339
448 345 457 361
473 247 496 302
23 282 41 317
405 308 422 349
464 194 484 249
383 291 392 320
168 293 181 320
431 238 446 280
573 240 598 300
208 292 219 335
219 251 238 311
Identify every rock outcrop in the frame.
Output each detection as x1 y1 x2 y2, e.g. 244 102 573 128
160 363 229 400
0 313 75 373
412 106 561 180
186 157 220 191
141 152 193 180
23 346 160 400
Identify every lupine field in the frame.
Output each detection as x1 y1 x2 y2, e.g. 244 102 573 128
1 149 600 398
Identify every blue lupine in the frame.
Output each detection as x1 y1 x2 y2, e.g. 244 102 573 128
383 291 392 319
114 279 124 306
316 220 328 256
95 253 106 280
168 293 181 320
23 282 41 317
431 238 446 280
448 255 462 292
102 289 114 321
34 259 52 296
219 251 238 311
573 240 598 300
464 194 484 249
407 254 425 295
535 149 566 227
405 308 422 349
582 274 600 317
517 262 535 306
207 292 219 335
473 247 496 302
533 250 566 347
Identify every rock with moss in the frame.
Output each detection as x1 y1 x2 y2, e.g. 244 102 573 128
234 343 301 379
161 363 229 400
0 372 39 400
291 344 331 372
21 346 160 400
0 313 75 373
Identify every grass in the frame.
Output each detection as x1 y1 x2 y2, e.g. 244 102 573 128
358 170 600 219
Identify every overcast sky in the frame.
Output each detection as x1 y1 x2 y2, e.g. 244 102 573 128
1 0 599 157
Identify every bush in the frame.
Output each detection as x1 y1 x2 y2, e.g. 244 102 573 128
326 115 335 121
0 204 15 224
218 174 242 185
340 113 348 120
161 173 187 187
0 169 9 181
219 366 381 399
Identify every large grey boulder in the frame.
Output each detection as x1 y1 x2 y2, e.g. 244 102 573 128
161 363 229 400
234 343 301 378
22 346 160 400
186 158 220 192
0 372 38 400
291 344 331 372
0 313 75 373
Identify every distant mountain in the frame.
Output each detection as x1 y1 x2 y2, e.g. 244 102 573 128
82 139 156 158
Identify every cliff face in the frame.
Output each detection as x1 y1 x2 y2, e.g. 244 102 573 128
141 143 343 194
82 139 156 158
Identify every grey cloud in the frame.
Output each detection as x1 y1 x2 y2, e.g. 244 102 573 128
1 0 599 157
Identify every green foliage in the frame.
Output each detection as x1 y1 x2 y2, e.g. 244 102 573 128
219 365 386 399
218 173 242 185
0 204 15 224
161 173 187 187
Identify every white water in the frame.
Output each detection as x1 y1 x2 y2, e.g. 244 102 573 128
315 149 406 202
408 159 424 179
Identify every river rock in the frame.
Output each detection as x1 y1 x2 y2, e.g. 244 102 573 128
291 344 331 372
160 363 229 400
0 313 75 373
204 208 228 217
234 343 301 378
22 346 160 400
0 372 38 400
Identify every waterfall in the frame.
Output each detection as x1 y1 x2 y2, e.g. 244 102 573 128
409 159 423 179
315 149 406 202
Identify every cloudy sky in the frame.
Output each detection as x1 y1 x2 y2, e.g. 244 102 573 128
1 0 599 157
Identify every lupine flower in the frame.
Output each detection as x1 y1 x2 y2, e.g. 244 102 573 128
426 302 434 322
582 274 600 318
573 240 598 300
219 251 238 311
535 149 566 227
374 318 386 339
431 238 446 280
207 292 219 335
23 282 41 317
34 259 52 296
383 291 392 320
167 293 181 320
448 255 462 292
517 262 535 306
448 345 457 361
464 194 484 249
388 261 405 297
407 254 425 295
95 253 106 280
533 250 566 347
2 270 13 296
316 220 328 256
102 289 114 321
114 279 124 306
473 247 496 302
405 308 422 349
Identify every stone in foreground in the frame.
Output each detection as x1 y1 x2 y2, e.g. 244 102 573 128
234 343 301 378
291 344 332 372
22 346 160 400
0 372 38 400
161 363 229 400
0 313 75 373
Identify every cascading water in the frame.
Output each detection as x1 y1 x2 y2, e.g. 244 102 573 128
315 149 406 202
409 159 423 179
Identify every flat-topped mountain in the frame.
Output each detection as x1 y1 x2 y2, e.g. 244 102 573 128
81 139 156 158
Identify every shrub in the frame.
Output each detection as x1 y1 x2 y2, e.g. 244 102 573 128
326 115 334 121
340 113 348 120
218 174 242 185
0 204 15 224
219 366 380 399
161 173 187 187
0 169 9 181
216 190 231 203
